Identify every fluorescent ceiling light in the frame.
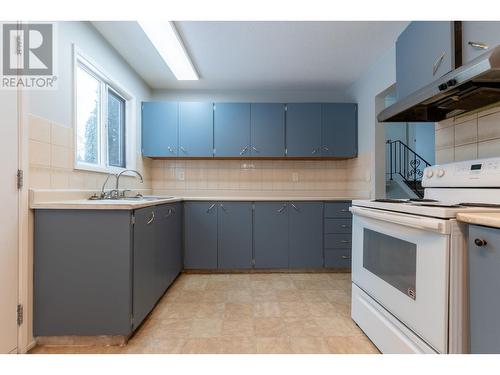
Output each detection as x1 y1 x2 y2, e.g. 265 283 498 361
138 21 198 80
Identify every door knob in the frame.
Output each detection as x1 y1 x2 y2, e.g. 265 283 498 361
474 238 487 247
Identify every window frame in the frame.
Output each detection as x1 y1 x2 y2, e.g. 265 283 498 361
73 45 136 175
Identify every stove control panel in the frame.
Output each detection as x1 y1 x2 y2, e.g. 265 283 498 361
422 157 500 188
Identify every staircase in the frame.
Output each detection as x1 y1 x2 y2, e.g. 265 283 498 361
386 140 431 198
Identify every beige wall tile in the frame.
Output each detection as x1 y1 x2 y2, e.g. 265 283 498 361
478 111 500 142
454 119 477 146
454 112 477 125
51 123 73 148
51 145 73 169
29 115 51 143
478 138 500 159
454 143 478 161
29 167 51 189
29 140 51 167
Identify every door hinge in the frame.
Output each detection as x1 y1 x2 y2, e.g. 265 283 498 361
17 304 23 326
131 214 136 225
17 169 24 189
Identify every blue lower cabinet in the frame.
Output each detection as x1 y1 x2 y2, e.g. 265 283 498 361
184 202 218 269
162 203 182 288
133 206 159 329
254 202 289 269
324 249 351 269
218 202 253 269
288 202 324 268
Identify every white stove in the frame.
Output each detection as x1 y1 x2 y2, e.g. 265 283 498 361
350 157 500 354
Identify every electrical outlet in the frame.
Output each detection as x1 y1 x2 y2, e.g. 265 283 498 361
241 163 255 169
292 172 299 182
177 169 185 181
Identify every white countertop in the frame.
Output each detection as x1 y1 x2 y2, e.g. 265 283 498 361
29 190 358 210
457 212 500 229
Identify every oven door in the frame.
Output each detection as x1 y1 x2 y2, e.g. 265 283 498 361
351 206 450 353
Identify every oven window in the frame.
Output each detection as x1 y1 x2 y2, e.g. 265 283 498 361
363 229 417 300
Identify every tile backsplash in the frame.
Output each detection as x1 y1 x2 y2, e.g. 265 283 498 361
435 104 500 164
151 153 371 198
28 114 152 190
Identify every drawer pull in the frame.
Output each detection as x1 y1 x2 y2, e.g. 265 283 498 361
340 224 350 228
468 41 489 50
341 255 351 260
339 209 349 213
340 240 350 243
277 204 286 213
147 211 155 225
474 238 487 247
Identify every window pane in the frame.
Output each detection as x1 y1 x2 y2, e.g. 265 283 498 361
107 90 126 168
76 65 100 165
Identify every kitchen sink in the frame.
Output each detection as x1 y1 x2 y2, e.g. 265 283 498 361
88 194 174 202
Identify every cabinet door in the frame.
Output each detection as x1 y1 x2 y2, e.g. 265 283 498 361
133 206 158 329
167 202 183 284
214 103 251 157
289 202 323 268
142 102 178 157
250 103 285 157
321 103 357 158
396 22 454 100
218 202 253 269
184 202 218 269
468 225 500 353
178 102 214 157
462 21 500 64
155 204 170 299
286 103 322 157
254 202 289 268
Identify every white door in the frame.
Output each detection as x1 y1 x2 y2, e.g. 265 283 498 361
0 85 19 353
351 207 450 353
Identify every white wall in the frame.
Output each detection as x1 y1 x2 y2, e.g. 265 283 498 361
345 46 397 198
152 89 350 102
27 21 151 152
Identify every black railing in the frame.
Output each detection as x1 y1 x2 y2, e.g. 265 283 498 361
387 140 432 198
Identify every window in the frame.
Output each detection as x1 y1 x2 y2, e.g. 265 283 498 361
74 48 135 173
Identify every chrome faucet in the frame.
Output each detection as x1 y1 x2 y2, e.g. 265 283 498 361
100 173 118 199
116 169 144 197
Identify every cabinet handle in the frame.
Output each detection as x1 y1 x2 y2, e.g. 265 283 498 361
277 204 287 213
341 255 351 260
167 146 175 153
291 203 299 211
252 146 260 153
180 146 187 153
239 145 249 155
219 203 227 212
165 208 174 218
147 211 155 225
206 203 216 213
341 224 349 228
340 240 350 243
432 51 446 76
322 146 329 151
311 147 320 155
474 238 487 247
340 209 349 213
468 41 489 50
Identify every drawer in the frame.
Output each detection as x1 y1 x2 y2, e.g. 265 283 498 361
324 202 351 218
324 233 352 249
324 218 352 234
325 249 351 269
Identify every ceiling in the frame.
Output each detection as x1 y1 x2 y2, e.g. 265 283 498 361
93 21 408 91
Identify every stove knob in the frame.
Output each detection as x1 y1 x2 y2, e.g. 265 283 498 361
437 169 445 178
425 169 434 178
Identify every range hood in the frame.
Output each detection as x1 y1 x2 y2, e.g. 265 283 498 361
378 45 500 122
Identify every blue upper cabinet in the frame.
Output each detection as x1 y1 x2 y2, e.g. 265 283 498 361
142 102 178 157
286 103 322 157
321 103 357 158
250 103 285 157
214 103 251 157
178 102 214 157
462 22 500 64
396 22 455 100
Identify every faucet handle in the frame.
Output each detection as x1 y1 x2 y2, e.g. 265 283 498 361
120 189 132 198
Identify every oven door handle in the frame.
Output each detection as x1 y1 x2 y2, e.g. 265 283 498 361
349 206 449 234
